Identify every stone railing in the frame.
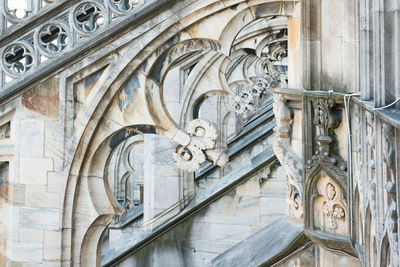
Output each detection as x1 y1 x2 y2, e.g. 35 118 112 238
0 0 170 95
350 98 399 266
273 87 400 265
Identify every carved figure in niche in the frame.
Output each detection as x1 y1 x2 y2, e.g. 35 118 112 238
314 173 348 235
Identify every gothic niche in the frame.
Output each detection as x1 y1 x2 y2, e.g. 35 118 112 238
107 135 144 223
313 173 348 235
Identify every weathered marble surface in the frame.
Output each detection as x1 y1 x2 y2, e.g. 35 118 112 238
102 147 281 266
0 0 398 265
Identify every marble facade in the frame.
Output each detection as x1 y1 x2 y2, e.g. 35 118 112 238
0 0 398 266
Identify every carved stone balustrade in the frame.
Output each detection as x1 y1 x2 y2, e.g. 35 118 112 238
0 0 173 100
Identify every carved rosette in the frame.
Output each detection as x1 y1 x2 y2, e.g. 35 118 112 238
232 84 257 115
172 119 228 172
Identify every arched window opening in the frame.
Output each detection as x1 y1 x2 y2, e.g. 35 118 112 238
107 136 144 224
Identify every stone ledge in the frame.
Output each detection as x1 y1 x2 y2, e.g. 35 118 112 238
210 217 305 267
109 205 144 230
102 146 277 266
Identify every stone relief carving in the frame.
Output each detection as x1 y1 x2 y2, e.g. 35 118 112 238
322 183 345 230
173 119 228 172
272 93 303 218
312 98 338 153
314 176 348 235
383 123 395 183
231 41 287 115
231 82 261 115
382 122 399 266
306 95 347 179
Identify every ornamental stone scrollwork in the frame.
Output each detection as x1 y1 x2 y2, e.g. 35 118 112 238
231 83 258 115
321 181 346 232
231 74 285 115
173 119 228 172
0 0 149 87
305 97 347 181
35 21 71 57
314 176 348 235
322 183 345 230
230 38 287 116
305 150 347 182
1 0 32 24
1 42 36 78
107 0 144 15
312 98 338 153
70 1 108 36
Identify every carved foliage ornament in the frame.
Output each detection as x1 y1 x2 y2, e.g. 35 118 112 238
312 98 338 152
173 119 228 172
232 83 257 115
231 40 287 115
322 183 345 230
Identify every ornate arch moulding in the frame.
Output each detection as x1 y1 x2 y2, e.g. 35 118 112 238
272 88 349 228
56 1 299 265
